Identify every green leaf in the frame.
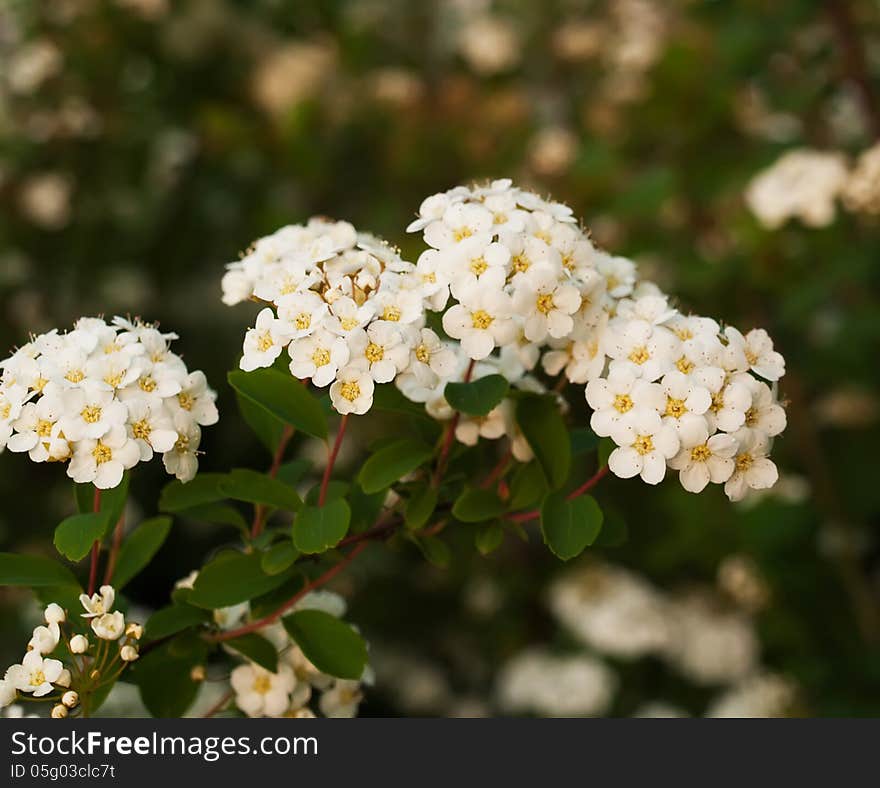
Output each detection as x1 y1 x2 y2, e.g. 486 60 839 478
357 439 433 494
372 382 431 418
413 535 451 568
452 487 504 523
112 516 172 590
516 395 571 489
282 609 367 680
444 374 509 416
261 542 299 575
225 633 278 673
237 391 288 453
0 553 79 588
571 427 600 456
189 551 293 609
131 632 208 718
293 500 351 554
219 468 302 512
277 459 312 487
598 438 615 469
159 474 227 512
475 521 504 555
54 513 110 562
405 485 438 531
176 502 249 532
540 493 603 561
228 368 327 440
75 474 129 526
145 604 211 641
507 461 549 510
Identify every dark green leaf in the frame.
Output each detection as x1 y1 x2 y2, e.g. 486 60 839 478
594 507 628 547
228 368 327 440
0 553 79 588
219 468 302 511
452 487 504 522
540 493 603 560
225 634 278 673
372 382 431 418
282 609 367 680
145 604 211 641
54 512 110 562
131 633 208 718
516 395 571 489
444 374 509 416
507 461 549 510
475 521 504 555
405 485 438 531
413 535 451 568
261 542 299 575
159 474 227 513
237 391 288 453
176 502 249 532
189 551 293 609
357 439 433 494
571 427 600 456
112 516 172 590
277 459 312 487
75 474 129 527
293 500 350 554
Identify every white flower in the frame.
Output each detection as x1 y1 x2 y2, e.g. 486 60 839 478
319 680 363 718
442 287 516 360
60 383 128 441
80 585 115 618
447 237 508 300
724 428 779 501
67 425 140 489
724 327 785 382
288 329 350 386
348 323 410 383
69 635 89 654
162 413 201 482
231 662 297 718
240 308 291 372
329 364 375 415
704 375 753 433
455 405 507 445
28 623 60 655
586 368 663 438
512 267 582 342
405 329 457 387
607 321 678 382
735 374 786 437
424 202 493 250
0 679 16 708
324 296 375 336
596 252 636 298
120 645 139 661
657 371 712 438
668 424 738 493
608 410 680 485
125 399 178 461
44 603 65 625
6 651 64 697
91 611 125 640
168 371 218 426
7 392 69 461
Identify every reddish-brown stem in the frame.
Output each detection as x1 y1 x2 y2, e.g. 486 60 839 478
251 424 295 538
207 542 369 642
102 514 125 587
507 465 610 523
87 487 102 596
202 689 234 719
319 415 349 507
433 359 475 487
482 448 513 489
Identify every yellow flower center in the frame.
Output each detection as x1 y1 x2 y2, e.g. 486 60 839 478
340 381 361 401
139 376 157 393
534 230 552 244
256 331 274 352
628 346 650 365
252 675 273 695
471 310 493 330
613 394 633 414
453 227 473 242
422 272 436 284
312 348 331 367
744 406 758 427
0 403 9 419
674 327 694 341
511 254 530 273
132 419 151 440
632 434 655 455
536 293 555 315
174 434 190 452
493 212 507 225
280 280 298 295
340 317 358 331
178 392 194 411
710 392 724 414
33 377 49 393
664 397 686 419
561 253 575 271
104 372 124 388
30 670 46 687
735 453 753 472
295 313 311 331
81 405 102 424
470 257 488 276
92 441 113 465
36 419 53 437
66 369 85 384
690 444 712 462
745 350 758 366
382 306 402 322
365 343 385 363
675 356 694 375
415 344 431 364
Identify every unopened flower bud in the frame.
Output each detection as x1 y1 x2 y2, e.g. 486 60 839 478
70 634 89 654
120 645 139 662
56 669 71 688
44 603 66 625
51 704 68 719
125 622 143 640
61 691 79 708
89 669 100 680
190 665 206 682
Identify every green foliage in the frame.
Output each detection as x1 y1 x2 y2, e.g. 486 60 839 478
283 609 367 680
159 474 228 512
228 368 327 440
225 633 278 673
293 500 351 554
540 493 604 561
189 551 293 608
516 395 572 490
132 633 208 718
260 542 299 575
452 487 505 523
112 516 172 589
444 374 509 416
236 391 288 453
219 468 302 511
54 512 110 562
145 604 211 641
405 485 438 531
0 553 79 588
357 439 433 494
475 521 504 555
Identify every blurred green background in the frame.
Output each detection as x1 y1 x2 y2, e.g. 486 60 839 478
1 0 879 716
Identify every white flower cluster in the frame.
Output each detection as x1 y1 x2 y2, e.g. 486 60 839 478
0 586 142 718
223 218 457 416
0 317 217 489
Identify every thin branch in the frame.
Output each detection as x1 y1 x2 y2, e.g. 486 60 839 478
202 690 234 719
433 359 475 487
102 514 125 587
319 414 349 507
507 464 609 523
87 487 101 596
251 424 295 538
